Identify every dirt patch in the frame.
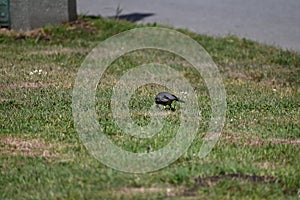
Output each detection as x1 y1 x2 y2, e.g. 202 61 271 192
184 173 278 196
0 82 73 90
0 136 58 158
248 138 300 146
113 174 295 198
114 186 179 198
222 132 300 146
266 138 300 145
0 82 53 89
28 47 89 55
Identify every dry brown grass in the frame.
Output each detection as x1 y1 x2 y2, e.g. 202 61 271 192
256 161 276 170
0 82 54 89
0 136 76 162
118 186 176 196
0 28 50 41
0 136 58 158
0 18 98 41
0 81 73 90
221 131 300 146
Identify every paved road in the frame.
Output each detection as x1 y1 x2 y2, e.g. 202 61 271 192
77 0 300 52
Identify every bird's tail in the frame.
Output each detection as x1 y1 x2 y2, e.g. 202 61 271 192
177 99 185 103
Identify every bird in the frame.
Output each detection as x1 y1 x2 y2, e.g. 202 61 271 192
155 91 185 110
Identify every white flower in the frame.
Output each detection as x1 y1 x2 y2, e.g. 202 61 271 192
29 69 46 75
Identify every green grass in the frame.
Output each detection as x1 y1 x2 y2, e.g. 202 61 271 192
1 16 299 199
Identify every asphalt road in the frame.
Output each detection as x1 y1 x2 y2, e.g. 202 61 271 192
77 0 300 52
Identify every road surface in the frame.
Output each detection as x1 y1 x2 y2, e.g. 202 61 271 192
77 0 300 52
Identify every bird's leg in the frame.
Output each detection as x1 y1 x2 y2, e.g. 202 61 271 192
169 104 176 111
147 145 151 153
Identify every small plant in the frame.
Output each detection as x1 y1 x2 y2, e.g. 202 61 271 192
115 3 123 19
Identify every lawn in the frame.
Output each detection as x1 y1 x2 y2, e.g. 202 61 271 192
0 16 299 199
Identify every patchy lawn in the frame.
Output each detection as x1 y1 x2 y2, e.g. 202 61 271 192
0 16 299 199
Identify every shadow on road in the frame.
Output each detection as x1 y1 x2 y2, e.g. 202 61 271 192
109 12 155 22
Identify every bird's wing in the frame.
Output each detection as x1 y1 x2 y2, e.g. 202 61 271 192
160 95 171 102
164 93 178 101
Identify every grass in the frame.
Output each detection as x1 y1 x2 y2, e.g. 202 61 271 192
0 16 299 199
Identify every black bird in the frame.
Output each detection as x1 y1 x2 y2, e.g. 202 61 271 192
155 91 185 110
